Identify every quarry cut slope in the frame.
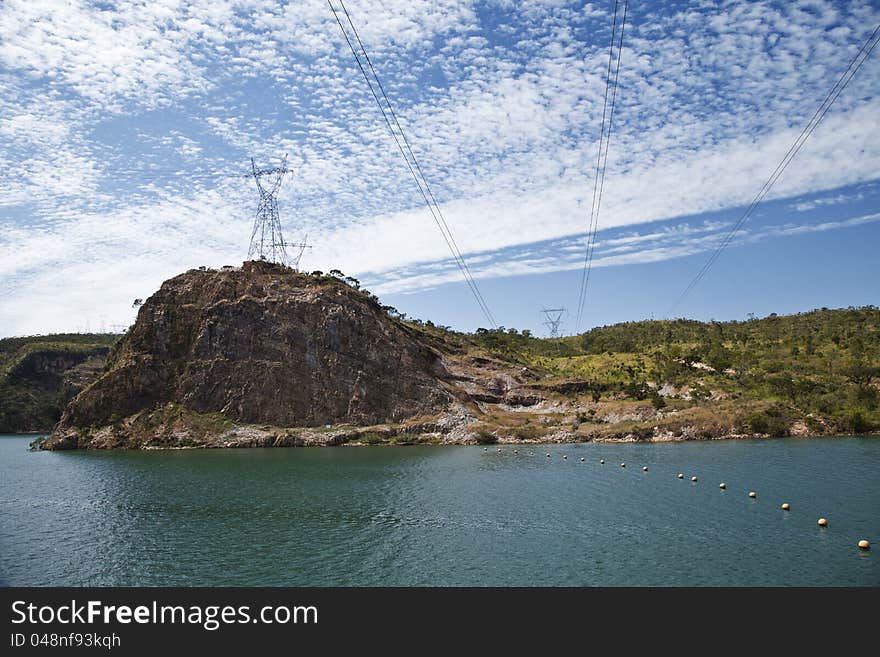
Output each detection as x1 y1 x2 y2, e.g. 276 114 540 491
43 261 455 449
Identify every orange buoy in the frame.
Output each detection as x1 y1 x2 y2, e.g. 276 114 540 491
858 540 870 550
719 483 726 489
818 518 828 527
749 491 757 498
781 503 790 511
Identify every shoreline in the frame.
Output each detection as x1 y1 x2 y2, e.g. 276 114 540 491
19 428 878 451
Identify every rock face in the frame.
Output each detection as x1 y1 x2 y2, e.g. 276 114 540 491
0 339 112 433
44 261 454 449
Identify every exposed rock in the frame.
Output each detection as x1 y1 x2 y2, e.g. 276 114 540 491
0 340 112 433
44 261 455 449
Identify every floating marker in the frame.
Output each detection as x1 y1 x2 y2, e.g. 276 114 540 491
484 448 488 452
781 503 790 511
620 463 626 468
678 473 684 479
818 518 828 527
600 459 605 464
858 540 870 550
514 449 518 454
580 457 585 462
691 476 698 482
749 491 757 499
546 453 551 458
719 483 726 489
642 466 648 472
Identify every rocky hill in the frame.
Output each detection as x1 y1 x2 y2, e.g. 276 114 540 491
41 261 481 449
0 334 117 433
22 261 879 449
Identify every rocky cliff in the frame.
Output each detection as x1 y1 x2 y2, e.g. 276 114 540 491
0 336 114 433
42 261 459 449
29 285 878 449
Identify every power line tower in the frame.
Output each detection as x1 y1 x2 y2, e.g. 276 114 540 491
541 307 567 339
247 155 310 269
291 233 311 272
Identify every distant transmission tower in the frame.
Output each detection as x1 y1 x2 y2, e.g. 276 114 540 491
541 307 567 339
247 156 311 269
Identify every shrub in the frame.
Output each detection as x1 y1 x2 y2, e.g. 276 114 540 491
745 413 768 434
513 425 543 440
745 410 789 437
624 380 649 400
473 429 497 444
840 411 871 434
361 432 384 445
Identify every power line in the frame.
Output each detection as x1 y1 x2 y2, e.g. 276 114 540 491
666 21 880 318
339 2 497 329
327 0 497 329
574 0 629 333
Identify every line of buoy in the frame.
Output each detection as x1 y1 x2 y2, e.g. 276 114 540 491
491 446 869 557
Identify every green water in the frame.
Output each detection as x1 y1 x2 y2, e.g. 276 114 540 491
0 435 877 586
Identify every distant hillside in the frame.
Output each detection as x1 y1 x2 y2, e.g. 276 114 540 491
0 334 120 433
449 306 880 437
7 279 878 446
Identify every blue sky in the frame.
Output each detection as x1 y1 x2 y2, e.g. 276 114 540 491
1 0 878 337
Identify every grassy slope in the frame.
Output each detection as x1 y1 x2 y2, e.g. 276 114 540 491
405 306 880 438
0 334 120 433
5 305 879 439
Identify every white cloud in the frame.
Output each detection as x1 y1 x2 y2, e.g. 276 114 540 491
1 0 879 335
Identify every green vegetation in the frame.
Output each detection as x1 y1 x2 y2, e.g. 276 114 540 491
360 431 385 445
472 427 498 444
4 304 879 440
406 306 880 436
0 333 119 433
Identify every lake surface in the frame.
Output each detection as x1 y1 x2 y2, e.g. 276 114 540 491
1 435 877 586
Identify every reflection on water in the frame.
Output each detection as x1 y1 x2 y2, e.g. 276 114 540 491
0 436 877 586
